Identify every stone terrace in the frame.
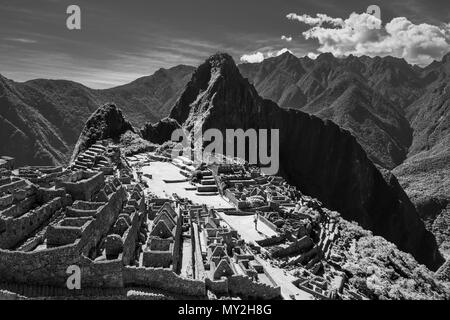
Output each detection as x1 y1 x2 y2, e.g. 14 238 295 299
0 149 369 300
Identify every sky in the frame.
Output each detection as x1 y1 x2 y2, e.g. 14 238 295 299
0 0 449 88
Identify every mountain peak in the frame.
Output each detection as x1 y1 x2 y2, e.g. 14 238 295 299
442 51 450 64
276 50 297 59
195 52 241 83
316 52 335 62
203 52 242 79
208 52 234 61
169 52 254 125
206 52 236 69
71 103 134 161
166 52 441 269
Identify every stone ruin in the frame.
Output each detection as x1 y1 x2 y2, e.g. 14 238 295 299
207 161 369 300
0 149 285 300
0 156 14 171
0 147 373 300
71 141 116 175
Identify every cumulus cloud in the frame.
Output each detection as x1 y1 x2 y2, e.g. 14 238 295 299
281 35 292 42
287 12 450 65
240 48 292 63
287 13 344 27
240 51 265 63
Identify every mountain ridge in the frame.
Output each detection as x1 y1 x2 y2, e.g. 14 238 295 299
0 65 195 166
1 52 448 260
167 52 443 270
237 52 449 259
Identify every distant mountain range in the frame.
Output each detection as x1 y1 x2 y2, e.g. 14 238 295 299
163 53 444 269
1 51 448 259
240 51 449 170
2 52 448 170
239 51 449 259
0 65 193 166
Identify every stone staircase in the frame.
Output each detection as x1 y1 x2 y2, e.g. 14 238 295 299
196 170 219 195
72 143 110 172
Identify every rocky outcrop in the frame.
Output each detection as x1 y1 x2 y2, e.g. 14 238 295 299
71 104 134 161
140 118 181 145
169 53 443 270
0 65 194 167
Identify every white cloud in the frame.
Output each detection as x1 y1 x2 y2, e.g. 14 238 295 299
240 51 265 63
287 12 450 65
5 37 38 44
240 48 293 63
287 13 344 27
281 35 292 42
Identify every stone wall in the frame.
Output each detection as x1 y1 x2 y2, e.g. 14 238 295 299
0 242 81 286
228 274 281 299
57 171 105 201
143 250 173 268
0 241 124 288
0 178 27 194
256 234 286 247
37 187 68 204
205 274 281 299
0 186 127 286
171 205 183 273
123 266 206 297
192 223 205 280
258 214 279 232
0 282 126 299
224 189 248 209
0 156 14 171
79 187 127 256
122 206 143 265
0 196 69 249
205 277 228 295
80 255 124 288
271 236 313 258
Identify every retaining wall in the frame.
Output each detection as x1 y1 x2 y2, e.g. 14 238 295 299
258 214 279 232
123 266 206 297
0 196 68 249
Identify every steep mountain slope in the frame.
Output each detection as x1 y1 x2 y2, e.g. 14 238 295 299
239 52 449 259
404 53 450 160
302 71 412 169
239 52 418 169
0 75 76 165
239 52 310 109
70 103 134 161
98 65 195 126
168 53 443 270
393 53 450 258
0 65 194 166
361 55 425 109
